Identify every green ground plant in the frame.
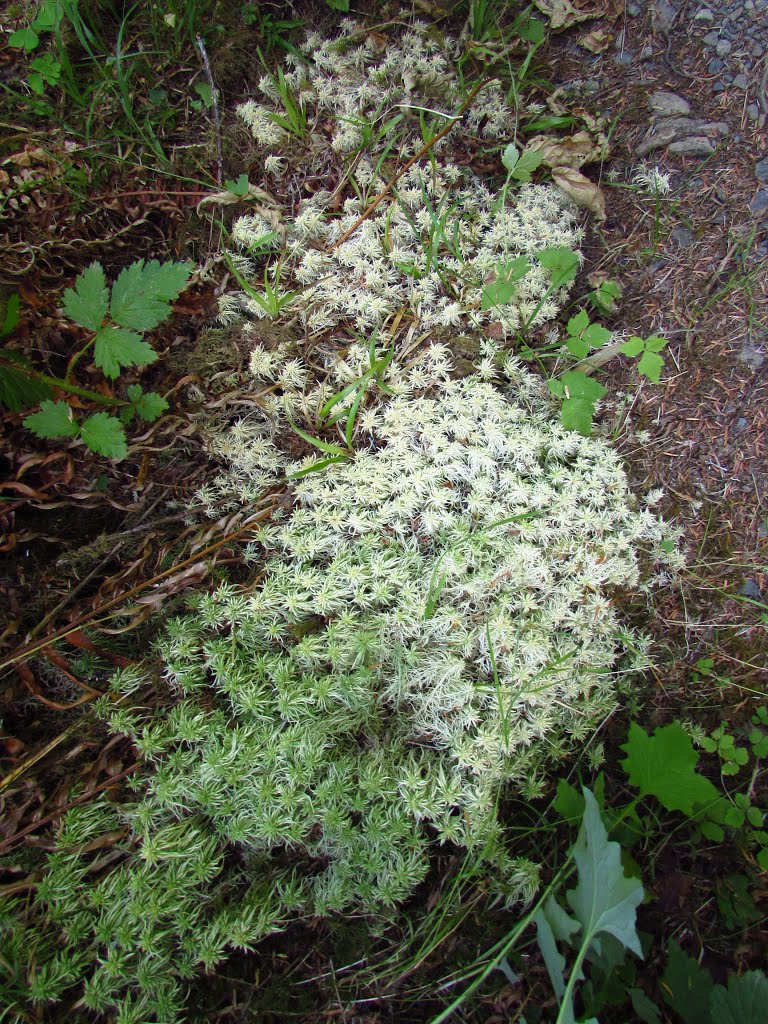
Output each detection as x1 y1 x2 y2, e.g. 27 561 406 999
1 258 191 459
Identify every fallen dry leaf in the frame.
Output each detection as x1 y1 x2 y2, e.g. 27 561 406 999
533 0 603 30
528 130 604 169
551 166 606 220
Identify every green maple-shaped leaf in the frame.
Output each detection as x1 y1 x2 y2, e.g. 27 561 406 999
481 256 530 309
80 413 128 459
560 370 606 402
24 399 79 439
583 323 611 346
126 384 168 422
709 971 768 1024
661 940 714 1024
560 396 595 435
63 262 109 332
567 310 590 336
512 148 544 182
110 259 192 331
537 246 580 289
637 350 664 384
620 336 645 357
620 722 724 818
566 336 590 359
94 326 157 379
566 788 644 959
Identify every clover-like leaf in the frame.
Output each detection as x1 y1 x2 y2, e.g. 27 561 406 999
93 327 157 380
637 350 664 384
8 27 40 51
126 384 168 422
583 323 611 347
620 336 645 357
567 310 590 336
63 262 109 332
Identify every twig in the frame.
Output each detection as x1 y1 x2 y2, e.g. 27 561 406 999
196 34 223 186
326 79 496 253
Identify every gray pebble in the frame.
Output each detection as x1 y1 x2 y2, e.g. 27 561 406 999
747 103 761 121
732 74 749 90
627 1 641 13
739 578 763 600
703 30 720 46
716 39 732 56
650 91 691 116
670 225 695 247
657 0 678 31
694 6 714 19
735 417 749 430
614 51 634 67
756 156 768 182
640 45 655 60
739 343 766 368
750 189 768 215
713 81 727 93
668 136 716 156
708 58 725 73
752 42 765 57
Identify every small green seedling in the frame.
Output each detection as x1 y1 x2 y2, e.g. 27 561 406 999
620 334 668 384
563 309 612 359
701 722 749 776
481 256 530 310
588 278 621 315
548 370 607 436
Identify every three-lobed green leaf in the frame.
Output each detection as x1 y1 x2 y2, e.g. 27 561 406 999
79 413 128 459
538 246 580 289
24 399 79 439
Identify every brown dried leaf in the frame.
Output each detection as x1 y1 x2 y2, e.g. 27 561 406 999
528 130 603 169
533 0 603 29
579 25 613 51
551 166 606 220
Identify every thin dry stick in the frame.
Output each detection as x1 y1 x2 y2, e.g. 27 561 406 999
326 79 497 254
0 497 283 674
196 34 224 186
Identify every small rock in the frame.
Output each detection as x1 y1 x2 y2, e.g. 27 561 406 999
739 578 763 600
650 90 691 116
750 189 768 216
640 45 655 60
614 51 634 67
713 81 727 93
756 156 768 182
668 136 716 156
670 225 695 247
759 521 768 540
708 58 725 73
716 39 732 56
627 0 641 13
739 343 766 368
703 30 720 46
656 0 678 31
752 41 765 57
732 73 749 89
694 6 714 19
748 103 761 122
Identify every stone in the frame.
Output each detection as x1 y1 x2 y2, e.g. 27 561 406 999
747 103 761 122
740 578 763 600
750 189 768 216
640 45 655 60
627 0 641 13
614 51 634 67
713 81 727 93
694 6 714 19
708 58 725 73
703 30 720 46
752 42 765 57
668 136 716 156
756 157 768 182
716 39 732 56
656 0 678 31
650 91 691 116
670 225 694 247
635 118 729 156
739 343 766 368
732 74 749 90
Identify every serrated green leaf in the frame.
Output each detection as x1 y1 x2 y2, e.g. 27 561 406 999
512 147 545 182
126 384 168 422
620 336 645 357
63 263 109 332
560 402 597 435
620 722 725 819
566 337 591 360
637 350 664 384
567 310 590 336
0 294 20 339
109 259 192 331
80 413 128 459
8 27 39 51
0 350 52 411
32 1 63 31
548 377 565 398
24 399 79 439
93 326 157 379
661 940 714 1024
537 246 580 289
700 820 725 841
583 323 611 346
566 788 644 959
481 256 530 309
194 81 213 108
561 370 606 402
501 143 519 174
645 335 668 353
534 903 571 1001
325 0 350 9
224 173 250 196
709 971 768 1024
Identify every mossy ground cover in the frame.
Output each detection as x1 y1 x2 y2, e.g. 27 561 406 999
0 2 766 1022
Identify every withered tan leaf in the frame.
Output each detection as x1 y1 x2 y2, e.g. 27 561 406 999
551 166 606 220
528 130 603 169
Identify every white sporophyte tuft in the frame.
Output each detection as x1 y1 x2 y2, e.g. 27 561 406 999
633 166 672 195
